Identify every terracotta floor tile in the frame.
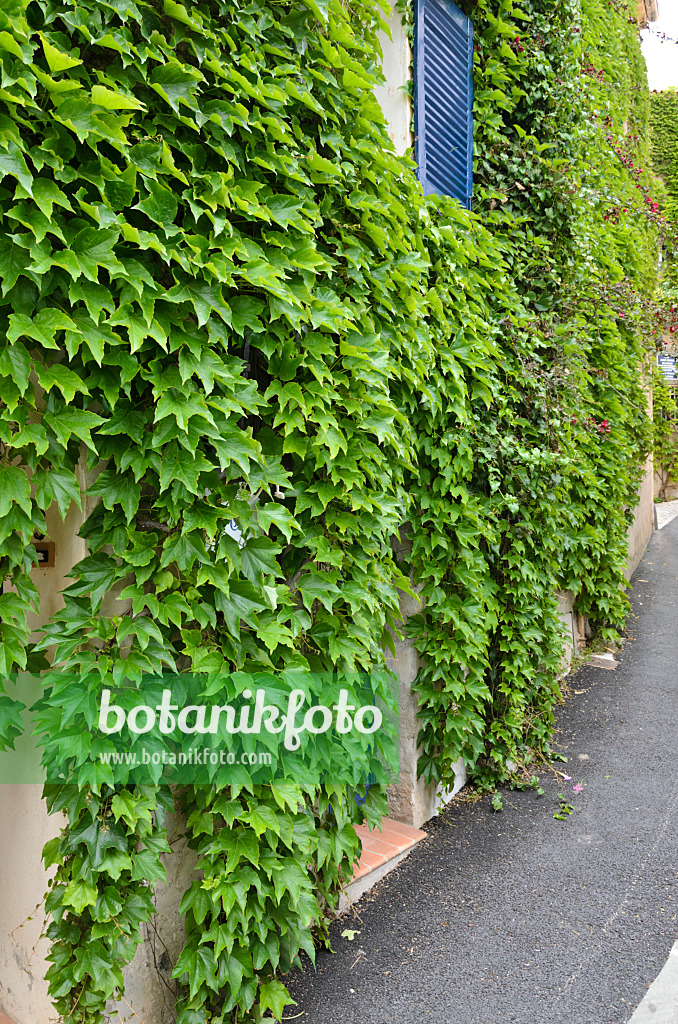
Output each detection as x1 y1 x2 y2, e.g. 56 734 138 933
360 834 403 858
373 832 414 854
351 861 372 881
356 848 388 872
349 815 427 886
381 816 426 839
0 1010 17 1024
357 816 426 843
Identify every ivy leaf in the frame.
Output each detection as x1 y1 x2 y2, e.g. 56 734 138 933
65 311 121 365
0 341 31 393
270 781 303 813
130 845 167 884
297 571 341 612
39 33 82 74
0 31 24 60
93 885 123 921
98 406 148 443
68 279 115 323
272 860 310 906
7 421 48 456
35 362 90 403
218 579 268 636
104 164 138 211
44 407 104 450
267 194 307 229
160 531 209 571
203 921 232 960
63 554 119 610
0 694 26 751
155 389 213 432
223 946 254 997
32 178 74 218
211 424 260 475
73 942 124 996
211 794 242 825
256 502 298 541
65 818 129 870
229 295 265 335
62 878 98 914
8 309 76 349
241 803 282 837
0 239 29 294
0 465 31 517
212 827 260 872
135 179 178 229
117 615 164 650
91 83 144 110
97 849 132 881
90 470 141 523
0 141 33 195
150 63 202 112
58 730 91 762
111 790 154 830
177 1010 210 1024
257 621 295 652
259 979 296 1022
179 881 214 925
179 279 232 327
34 468 81 518
158 446 213 495
240 537 282 583
178 346 234 394
172 942 217 999
70 226 123 282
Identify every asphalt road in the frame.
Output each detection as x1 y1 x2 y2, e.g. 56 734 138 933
287 516 678 1024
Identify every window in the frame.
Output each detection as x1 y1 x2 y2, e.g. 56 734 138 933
414 0 474 209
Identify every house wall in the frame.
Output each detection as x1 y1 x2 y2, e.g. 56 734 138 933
626 381 655 579
0 474 90 1024
374 10 412 157
0 26 415 1021
637 0 659 28
627 450 655 578
653 381 678 500
0 9 659 1021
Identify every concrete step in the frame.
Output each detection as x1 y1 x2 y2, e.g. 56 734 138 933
341 816 427 908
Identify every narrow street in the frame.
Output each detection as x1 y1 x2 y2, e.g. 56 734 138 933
288 517 678 1024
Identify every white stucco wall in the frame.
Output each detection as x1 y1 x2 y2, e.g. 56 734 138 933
0 481 89 1023
0 463 185 1024
626 383 655 579
374 9 413 156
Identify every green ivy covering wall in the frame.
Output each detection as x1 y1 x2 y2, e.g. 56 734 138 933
649 88 678 490
408 0 657 791
0 0 658 1020
652 368 678 498
650 87 678 207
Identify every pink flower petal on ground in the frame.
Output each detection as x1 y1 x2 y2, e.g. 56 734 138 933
573 784 583 793
560 773 572 781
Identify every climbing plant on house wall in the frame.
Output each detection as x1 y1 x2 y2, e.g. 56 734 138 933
0 0 431 1018
650 88 678 219
403 0 658 791
648 89 678 495
0 0 660 1020
651 369 678 499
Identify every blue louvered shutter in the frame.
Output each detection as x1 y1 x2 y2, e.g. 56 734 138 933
414 0 473 209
